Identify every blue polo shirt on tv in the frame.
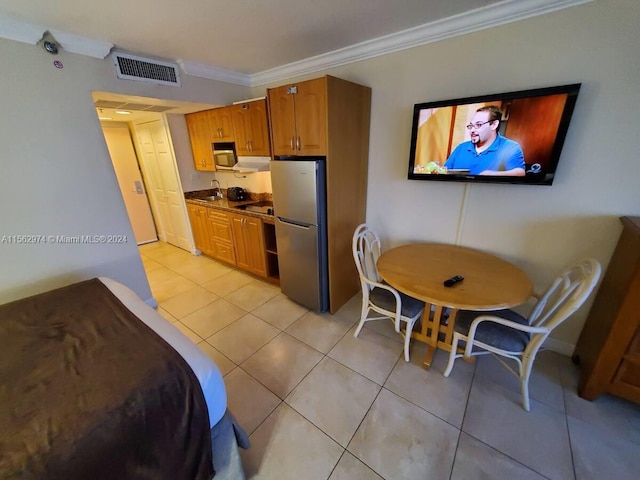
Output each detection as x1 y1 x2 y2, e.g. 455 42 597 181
444 134 525 175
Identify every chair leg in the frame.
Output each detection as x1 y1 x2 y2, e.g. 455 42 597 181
443 333 461 377
353 304 369 338
403 322 412 362
520 355 535 412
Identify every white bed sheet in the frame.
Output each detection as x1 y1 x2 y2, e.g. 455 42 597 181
99 277 227 428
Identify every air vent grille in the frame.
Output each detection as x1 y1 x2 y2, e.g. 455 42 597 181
112 52 181 87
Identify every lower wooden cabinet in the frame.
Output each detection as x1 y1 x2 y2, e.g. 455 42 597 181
574 216 640 404
230 213 267 277
187 204 212 255
187 202 271 278
207 209 236 266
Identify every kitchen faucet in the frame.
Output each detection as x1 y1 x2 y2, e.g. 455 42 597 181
211 179 223 199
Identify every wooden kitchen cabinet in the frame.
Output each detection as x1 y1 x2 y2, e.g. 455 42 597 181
267 75 371 313
207 106 235 142
187 203 213 254
574 216 640 404
207 209 236 265
268 77 327 156
231 99 271 156
185 111 215 171
229 213 267 277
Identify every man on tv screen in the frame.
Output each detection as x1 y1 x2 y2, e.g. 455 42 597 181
444 106 525 176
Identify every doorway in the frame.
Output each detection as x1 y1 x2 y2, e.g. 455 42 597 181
133 118 192 251
101 123 158 245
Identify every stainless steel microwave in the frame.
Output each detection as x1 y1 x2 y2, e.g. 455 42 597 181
212 142 237 170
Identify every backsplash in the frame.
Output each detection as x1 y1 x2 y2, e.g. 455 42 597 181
211 170 272 194
184 188 272 203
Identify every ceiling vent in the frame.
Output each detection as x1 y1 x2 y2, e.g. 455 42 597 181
112 51 181 87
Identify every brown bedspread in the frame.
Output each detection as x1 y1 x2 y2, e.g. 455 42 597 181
0 278 213 479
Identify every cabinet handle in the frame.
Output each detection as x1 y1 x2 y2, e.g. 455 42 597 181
296 137 301 151
249 140 253 152
290 137 295 150
246 141 249 151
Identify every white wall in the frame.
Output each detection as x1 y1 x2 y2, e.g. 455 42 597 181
0 38 251 304
252 0 639 349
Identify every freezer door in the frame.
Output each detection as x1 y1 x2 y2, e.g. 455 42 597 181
275 218 325 311
271 160 320 225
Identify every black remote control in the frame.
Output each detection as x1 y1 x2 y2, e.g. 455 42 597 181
444 275 464 287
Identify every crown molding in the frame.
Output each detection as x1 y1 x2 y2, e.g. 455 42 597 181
178 60 252 87
49 29 112 58
250 0 593 86
1 0 592 86
0 13 44 44
0 13 112 58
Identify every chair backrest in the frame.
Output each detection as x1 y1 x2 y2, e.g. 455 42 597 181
352 224 383 287
528 258 601 334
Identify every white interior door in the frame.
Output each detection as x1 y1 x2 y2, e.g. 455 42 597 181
135 119 192 251
102 124 157 245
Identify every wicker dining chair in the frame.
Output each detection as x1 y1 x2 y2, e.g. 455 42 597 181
443 258 601 411
352 224 425 362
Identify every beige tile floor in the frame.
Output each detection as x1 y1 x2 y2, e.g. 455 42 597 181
140 241 640 480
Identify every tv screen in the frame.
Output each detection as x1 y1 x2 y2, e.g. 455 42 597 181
407 84 581 185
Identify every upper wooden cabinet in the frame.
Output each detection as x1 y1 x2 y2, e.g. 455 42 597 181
207 106 234 142
268 77 327 156
187 102 271 169
268 75 372 313
231 99 271 157
185 111 215 171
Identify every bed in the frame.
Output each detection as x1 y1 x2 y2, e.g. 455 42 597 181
0 277 248 479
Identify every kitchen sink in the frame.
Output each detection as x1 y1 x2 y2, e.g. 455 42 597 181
197 196 223 202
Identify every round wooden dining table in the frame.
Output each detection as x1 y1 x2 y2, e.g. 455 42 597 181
377 243 533 368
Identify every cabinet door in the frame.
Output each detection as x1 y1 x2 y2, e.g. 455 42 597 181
229 213 267 277
208 106 234 142
187 203 211 253
245 216 267 277
185 111 215 171
207 209 236 265
230 214 251 271
268 85 297 156
231 105 252 157
294 77 327 156
232 100 271 157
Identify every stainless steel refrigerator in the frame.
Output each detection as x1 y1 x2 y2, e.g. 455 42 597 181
271 159 329 312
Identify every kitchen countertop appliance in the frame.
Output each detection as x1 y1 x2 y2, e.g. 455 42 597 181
226 187 246 201
212 142 238 170
271 158 328 312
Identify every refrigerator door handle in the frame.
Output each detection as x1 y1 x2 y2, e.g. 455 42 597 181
277 217 314 229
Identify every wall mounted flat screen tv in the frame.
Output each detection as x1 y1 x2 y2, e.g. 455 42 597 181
407 84 581 185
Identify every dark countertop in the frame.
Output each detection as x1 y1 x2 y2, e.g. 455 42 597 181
185 190 275 224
